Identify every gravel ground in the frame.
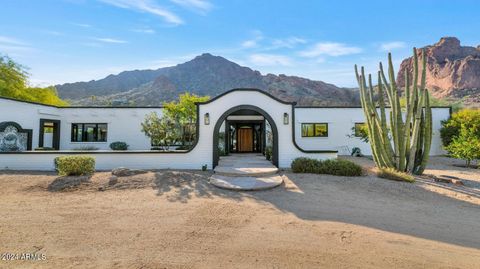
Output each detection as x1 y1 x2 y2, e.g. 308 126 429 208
0 157 479 268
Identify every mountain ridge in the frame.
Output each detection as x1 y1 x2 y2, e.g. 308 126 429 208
56 53 360 106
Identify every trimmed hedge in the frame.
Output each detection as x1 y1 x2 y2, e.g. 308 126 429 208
291 157 363 176
54 156 95 176
377 168 415 183
109 141 129 150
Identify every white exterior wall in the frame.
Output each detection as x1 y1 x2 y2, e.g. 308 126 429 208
59 108 163 150
197 91 336 168
0 92 450 171
294 107 451 155
0 99 61 148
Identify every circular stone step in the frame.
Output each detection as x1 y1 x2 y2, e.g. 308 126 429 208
210 174 283 191
213 166 279 177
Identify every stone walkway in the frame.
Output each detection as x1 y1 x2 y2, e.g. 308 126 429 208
210 153 283 191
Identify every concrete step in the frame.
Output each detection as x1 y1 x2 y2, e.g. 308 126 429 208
210 174 283 191
213 166 279 177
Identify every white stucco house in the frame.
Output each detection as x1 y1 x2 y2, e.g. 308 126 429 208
0 88 451 170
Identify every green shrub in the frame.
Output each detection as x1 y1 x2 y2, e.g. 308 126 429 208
440 109 480 147
265 146 272 161
54 156 95 176
377 168 415 183
445 126 480 167
291 157 363 176
291 157 321 173
109 141 129 150
320 159 363 176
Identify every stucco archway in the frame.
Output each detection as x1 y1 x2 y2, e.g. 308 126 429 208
212 105 279 168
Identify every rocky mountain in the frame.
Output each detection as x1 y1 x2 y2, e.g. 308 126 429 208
56 53 359 106
397 37 480 106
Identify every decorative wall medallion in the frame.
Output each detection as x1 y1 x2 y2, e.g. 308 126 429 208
0 122 31 152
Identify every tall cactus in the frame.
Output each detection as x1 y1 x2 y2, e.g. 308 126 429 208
354 48 432 175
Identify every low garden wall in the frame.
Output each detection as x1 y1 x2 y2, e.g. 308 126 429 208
0 151 208 171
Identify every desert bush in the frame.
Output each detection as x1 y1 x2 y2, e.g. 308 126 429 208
291 157 363 176
109 141 129 150
319 159 363 176
265 146 272 161
445 126 480 167
377 168 415 183
291 157 320 173
54 156 95 176
440 109 480 147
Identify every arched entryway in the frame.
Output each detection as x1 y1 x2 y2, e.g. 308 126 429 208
212 105 279 168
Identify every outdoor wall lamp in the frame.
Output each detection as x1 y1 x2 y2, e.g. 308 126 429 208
204 113 210 125
283 113 289 125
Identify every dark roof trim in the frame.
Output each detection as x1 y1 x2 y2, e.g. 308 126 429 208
295 105 452 109
196 88 297 105
0 96 60 108
0 150 193 155
62 106 164 109
0 96 164 109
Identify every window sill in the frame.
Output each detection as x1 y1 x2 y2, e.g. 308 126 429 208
69 142 108 144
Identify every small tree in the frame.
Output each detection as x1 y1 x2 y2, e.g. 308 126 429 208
163 93 210 147
445 126 480 167
440 109 480 147
141 112 181 151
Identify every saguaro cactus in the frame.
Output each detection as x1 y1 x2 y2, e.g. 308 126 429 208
354 48 432 175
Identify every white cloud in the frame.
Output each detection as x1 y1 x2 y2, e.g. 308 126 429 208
99 0 183 25
132 27 156 34
271 37 306 49
71 22 92 28
241 40 258 48
249 54 292 66
241 30 263 48
92 37 128 43
380 41 406 51
0 36 27 46
299 42 362 57
0 36 34 55
170 0 212 14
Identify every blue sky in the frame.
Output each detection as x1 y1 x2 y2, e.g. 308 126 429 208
1 0 479 87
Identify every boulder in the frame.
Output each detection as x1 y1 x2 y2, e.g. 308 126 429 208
111 167 148 177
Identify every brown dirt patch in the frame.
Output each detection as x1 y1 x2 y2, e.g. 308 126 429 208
0 164 479 268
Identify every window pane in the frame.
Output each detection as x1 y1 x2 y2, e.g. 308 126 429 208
302 124 314 137
72 124 83 142
315 124 328 137
84 124 96 142
97 124 108 142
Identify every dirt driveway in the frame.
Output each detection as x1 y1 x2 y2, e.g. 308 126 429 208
0 158 479 268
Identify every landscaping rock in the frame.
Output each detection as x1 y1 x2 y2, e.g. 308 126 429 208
434 177 453 184
112 167 147 177
108 176 118 186
451 179 465 186
47 175 90 192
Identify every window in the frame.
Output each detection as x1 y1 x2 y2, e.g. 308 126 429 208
301 123 328 137
354 123 366 137
71 123 108 142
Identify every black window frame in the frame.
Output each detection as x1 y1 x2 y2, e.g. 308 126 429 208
301 123 328 137
354 122 366 137
71 123 108 142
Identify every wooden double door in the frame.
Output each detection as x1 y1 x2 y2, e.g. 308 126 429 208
226 121 264 153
